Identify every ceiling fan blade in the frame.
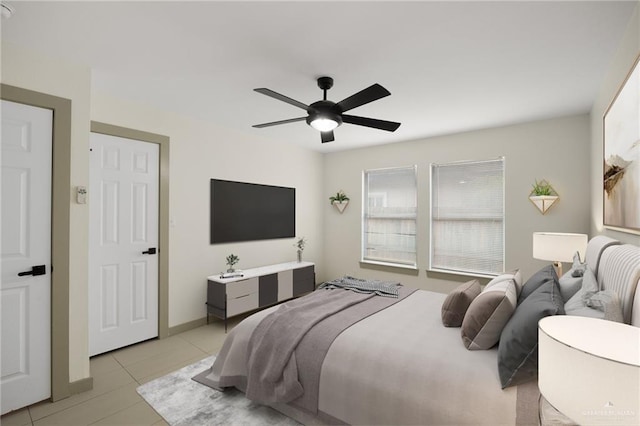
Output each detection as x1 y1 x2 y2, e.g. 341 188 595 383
252 117 307 128
342 115 401 132
336 84 391 113
321 131 335 143
254 88 309 111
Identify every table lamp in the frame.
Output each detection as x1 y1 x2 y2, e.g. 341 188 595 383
533 232 588 277
539 316 640 425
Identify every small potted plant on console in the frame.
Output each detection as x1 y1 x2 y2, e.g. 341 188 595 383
225 254 239 273
295 237 306 262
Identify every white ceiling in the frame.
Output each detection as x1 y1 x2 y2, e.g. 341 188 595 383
1 1 636 152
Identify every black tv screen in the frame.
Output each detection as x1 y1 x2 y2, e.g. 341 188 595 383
210 179 296 244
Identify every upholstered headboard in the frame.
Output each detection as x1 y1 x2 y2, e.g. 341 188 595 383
584 235 620 275
597 244 640 326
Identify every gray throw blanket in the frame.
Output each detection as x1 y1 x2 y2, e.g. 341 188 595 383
318 275 400 297
245 288 376 403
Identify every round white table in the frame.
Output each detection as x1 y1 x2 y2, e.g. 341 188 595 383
538 315 640 426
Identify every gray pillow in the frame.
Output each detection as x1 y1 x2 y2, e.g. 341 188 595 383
565 268 599 311
580 268 599 302
518 265 557 304
565 305 606 320
558 270 583 302
441 279 481 327
570 251 586 277
566 290 624 323
461 279 517 350
498 278 564 388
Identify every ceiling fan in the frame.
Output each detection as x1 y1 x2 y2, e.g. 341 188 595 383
252 77 401 143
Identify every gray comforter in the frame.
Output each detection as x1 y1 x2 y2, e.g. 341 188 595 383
196 290 539 425
245 289 376 403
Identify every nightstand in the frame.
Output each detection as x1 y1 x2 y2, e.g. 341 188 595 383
538 316 640 426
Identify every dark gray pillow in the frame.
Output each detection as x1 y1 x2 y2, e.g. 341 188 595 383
441 279 481 327
518 265 557 304
498 278 564 388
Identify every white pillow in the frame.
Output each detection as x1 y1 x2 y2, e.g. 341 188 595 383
485 270 522 296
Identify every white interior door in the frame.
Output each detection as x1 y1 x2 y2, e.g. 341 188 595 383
1 100 52 414
89 132 159 357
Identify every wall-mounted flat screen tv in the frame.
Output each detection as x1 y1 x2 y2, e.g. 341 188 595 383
210 179 296 244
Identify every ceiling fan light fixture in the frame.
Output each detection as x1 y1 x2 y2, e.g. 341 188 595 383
309 117 339 132
306 106 342 132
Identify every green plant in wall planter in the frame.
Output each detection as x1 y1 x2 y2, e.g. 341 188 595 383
531 179 554 196
225 254 239 273
329 190 350 213
529 179 559 214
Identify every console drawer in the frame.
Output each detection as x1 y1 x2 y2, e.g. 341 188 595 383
227 291 258 316
226 277 258 298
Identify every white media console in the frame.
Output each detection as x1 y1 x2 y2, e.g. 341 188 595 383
206 261 315 331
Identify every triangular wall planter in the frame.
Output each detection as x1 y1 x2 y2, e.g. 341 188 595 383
333 201 348 213
529 179 559 214
529 195 559 215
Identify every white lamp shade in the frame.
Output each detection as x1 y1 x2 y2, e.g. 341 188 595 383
533 232 588 263
539 316 640 425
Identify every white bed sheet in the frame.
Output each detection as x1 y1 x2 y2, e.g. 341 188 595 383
318 290 519 425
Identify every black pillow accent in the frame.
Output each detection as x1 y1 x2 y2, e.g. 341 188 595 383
517 264 558 304
498 277 564 389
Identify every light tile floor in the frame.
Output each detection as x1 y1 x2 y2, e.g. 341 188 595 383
1 317 244 426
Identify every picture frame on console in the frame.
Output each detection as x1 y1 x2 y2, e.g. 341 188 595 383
603 54 640 235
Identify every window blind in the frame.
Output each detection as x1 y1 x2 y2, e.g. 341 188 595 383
362 166 417 268
430 158 504 276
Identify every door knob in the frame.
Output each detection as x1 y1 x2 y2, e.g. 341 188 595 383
142 248 157 255
18 265 46 277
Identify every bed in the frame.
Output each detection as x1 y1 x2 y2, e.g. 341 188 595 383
195 237 640 425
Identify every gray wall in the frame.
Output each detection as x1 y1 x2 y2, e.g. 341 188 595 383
322 114 591 293
590 2 640 246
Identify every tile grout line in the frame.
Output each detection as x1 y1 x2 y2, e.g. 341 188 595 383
86 400 154 426
21 324 221 425
29 380 139 424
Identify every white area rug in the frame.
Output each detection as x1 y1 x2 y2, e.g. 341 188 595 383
136 356 299 426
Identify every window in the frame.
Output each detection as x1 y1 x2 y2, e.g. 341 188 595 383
362 166 417 268
430 158 504 276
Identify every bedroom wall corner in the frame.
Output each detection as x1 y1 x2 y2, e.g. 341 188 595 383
590 1 640 246
90 92 325 329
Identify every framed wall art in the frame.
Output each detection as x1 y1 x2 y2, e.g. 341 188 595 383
603 54 640 234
